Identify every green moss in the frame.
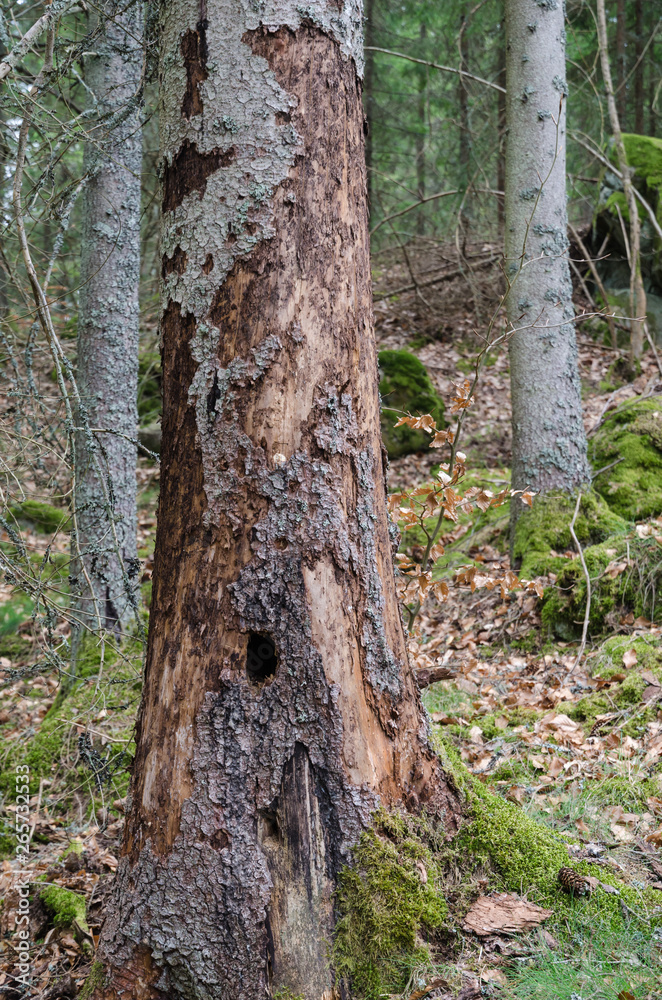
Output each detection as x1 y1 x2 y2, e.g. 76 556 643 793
334 810 449 997
79 962 106 1000
541 533 662 639
590 398 662 521
9 499 68 534
593 634 662 677
41 885 88 930
0 593 34 639
335 737 662 997
603 189 642 225
623 132 662 227
513 492 629 579
378 350 445 458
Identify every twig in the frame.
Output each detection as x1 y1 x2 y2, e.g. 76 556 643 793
370 189 459 236
28 776 45 844
0 0 79 82
365 46 505 93
644 322 662 379
568 221 618 348
591 456 625 480
374 254 494 301
568 492 591 675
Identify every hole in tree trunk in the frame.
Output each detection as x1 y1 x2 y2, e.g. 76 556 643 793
246 633 278 684
258 807 280 844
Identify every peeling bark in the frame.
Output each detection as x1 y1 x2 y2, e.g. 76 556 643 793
505 0 590 516
93 3 461 999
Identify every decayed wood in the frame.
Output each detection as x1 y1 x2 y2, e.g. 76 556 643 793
92 4 462 998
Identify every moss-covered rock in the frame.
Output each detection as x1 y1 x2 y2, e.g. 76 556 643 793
513 492 629 578
590 398 662 521
541 533 662 640
8 499 68 534
378 350 445 458
622 133 662 225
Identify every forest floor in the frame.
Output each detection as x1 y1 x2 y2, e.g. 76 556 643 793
1 250 662 998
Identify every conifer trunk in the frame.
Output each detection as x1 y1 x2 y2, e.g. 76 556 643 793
505 0 590 514
92 3 461 997
73 0 143 637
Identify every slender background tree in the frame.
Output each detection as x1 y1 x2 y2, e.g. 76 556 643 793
72 0 143 650
505 0 590 521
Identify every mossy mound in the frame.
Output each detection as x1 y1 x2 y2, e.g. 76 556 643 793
378 350 445 458
513 492 629 579
40 885 88 931
8 499 68 535
541 534 662 640
621 133 662 226
556 635 662 739
591 634 662 678
0 635 139 858
334 736 656 998
590 398 662 521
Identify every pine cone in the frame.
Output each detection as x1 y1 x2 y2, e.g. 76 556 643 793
558 866 592 896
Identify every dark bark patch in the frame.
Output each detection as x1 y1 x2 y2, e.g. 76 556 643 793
161 245 187 277
201 252 214 274
181 21 209 118
246 632 278 684
206 371 221 420
162 140 235 213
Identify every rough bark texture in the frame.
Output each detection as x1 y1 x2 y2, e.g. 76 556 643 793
73 0 142 634
363 0 374 212
93 3 461 998
505 0 590 511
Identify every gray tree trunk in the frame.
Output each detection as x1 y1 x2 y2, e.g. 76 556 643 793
90 1 461 997
505 0 590 514
73 0 143 637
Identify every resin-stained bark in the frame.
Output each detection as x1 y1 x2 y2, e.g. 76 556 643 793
93 3 461 999
505 0 590 511
73 0 142 634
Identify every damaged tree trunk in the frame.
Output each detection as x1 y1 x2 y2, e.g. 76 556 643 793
92 3 461 998
505 0 590 526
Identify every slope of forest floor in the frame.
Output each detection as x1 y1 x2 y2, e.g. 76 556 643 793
1 254 662 998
